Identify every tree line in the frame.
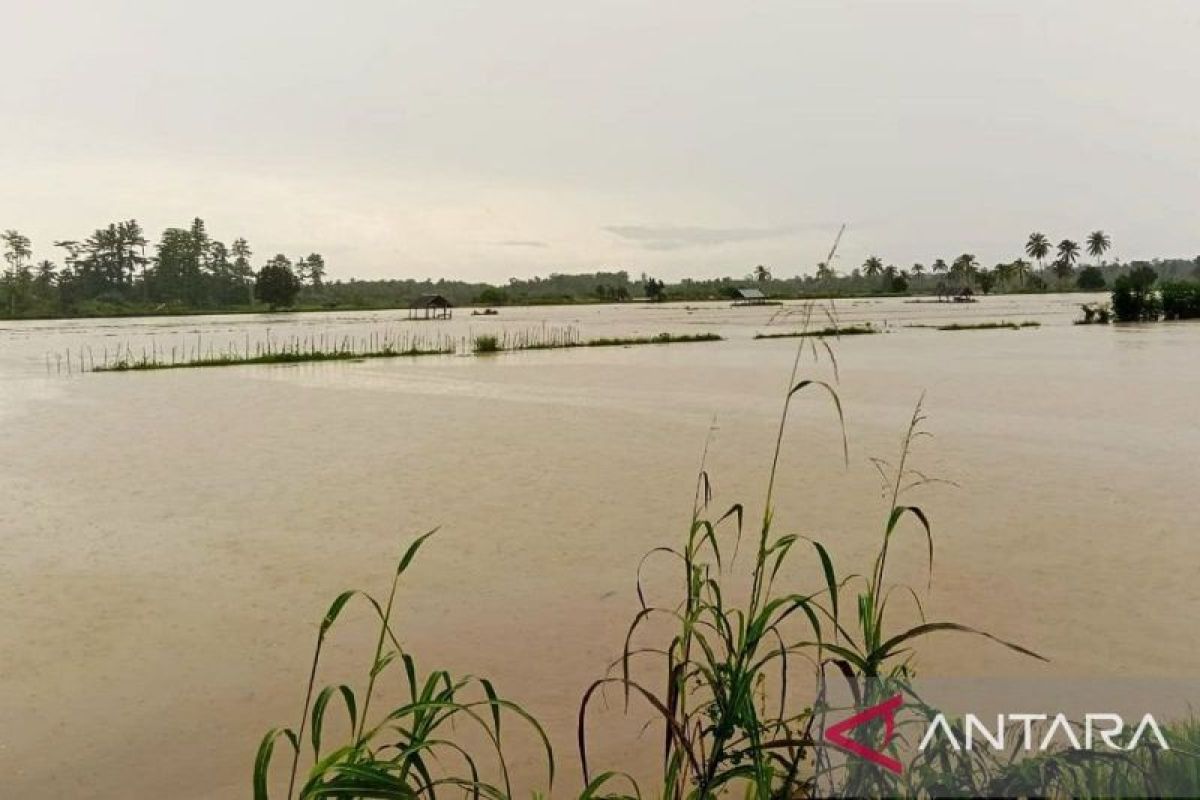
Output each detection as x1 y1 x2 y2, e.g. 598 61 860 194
0 219 326 316
812 230 1117 296
3 219 1198 318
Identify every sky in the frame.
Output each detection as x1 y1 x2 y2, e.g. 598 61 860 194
1 1 1198 282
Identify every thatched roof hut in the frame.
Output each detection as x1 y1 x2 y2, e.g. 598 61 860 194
408 294 453 320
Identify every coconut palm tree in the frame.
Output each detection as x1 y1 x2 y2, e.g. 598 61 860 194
932 258 948 275
862 256 884 277
950 253 978 287
1026 232 1051 272
995 261 1015 288
1051 240 1080 286
911 262 926 279
1086 230 1111 263
752 264 772 283
1011 258 1031 287
1057 239 1080 266
35 260 56 286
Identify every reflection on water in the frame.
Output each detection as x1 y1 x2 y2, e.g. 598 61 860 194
2 293 1198 798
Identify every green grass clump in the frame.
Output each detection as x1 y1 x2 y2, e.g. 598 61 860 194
253 532 554 800
935 320 1040 331
472 334 500 353
754 324 878 339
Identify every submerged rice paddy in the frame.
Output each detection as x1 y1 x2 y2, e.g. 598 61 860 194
4 292 1199 797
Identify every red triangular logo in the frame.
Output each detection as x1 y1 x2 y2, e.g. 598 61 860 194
824 693 904 775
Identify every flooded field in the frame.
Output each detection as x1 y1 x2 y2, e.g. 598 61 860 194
2 293 1199 798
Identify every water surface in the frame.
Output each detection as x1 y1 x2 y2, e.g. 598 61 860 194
2 293 1197 797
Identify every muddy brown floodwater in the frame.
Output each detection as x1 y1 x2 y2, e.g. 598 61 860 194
1 294 1198 797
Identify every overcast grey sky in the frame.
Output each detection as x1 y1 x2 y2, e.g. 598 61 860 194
2 1 1197 281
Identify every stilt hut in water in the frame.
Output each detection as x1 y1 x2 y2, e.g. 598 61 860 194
408 294 453 320
732 287 769 306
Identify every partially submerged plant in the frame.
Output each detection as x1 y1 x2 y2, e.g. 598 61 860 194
1076 303 1112 325
253 532 554 799
577 303 1046 799
473 334 501 354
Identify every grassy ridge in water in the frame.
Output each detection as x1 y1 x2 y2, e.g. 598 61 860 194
95 346 452 372
754 323 878 339
83 328 722 371
576 331 721 347
935 320 1041 331
482 331 723 352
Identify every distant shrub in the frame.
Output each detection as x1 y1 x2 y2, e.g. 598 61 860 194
1159 281 1200 320
1076 266 1106 290
1111 266 1160 322
1076 303 1111 324
472 334 500 353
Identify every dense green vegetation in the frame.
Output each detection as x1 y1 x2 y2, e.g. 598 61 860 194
1160 281 1200 320
1107 266 1200 323
4 221 1198 319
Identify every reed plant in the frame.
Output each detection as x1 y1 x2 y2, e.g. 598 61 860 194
576 307 1046 799
253 532 554 799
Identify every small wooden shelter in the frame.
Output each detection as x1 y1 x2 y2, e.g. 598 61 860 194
732 287 769 306
408 294 453 320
